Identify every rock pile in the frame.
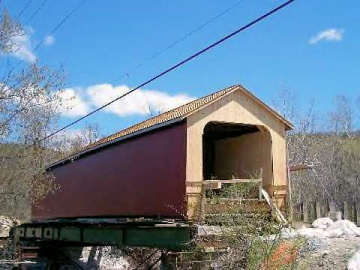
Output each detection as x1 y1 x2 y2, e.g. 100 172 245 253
297 218 360 238
279 217 360 239
279 217 360 269
348 249 360 270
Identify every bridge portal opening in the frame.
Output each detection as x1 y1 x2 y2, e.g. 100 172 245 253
202 122 272 182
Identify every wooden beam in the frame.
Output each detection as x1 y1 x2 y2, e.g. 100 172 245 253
203 179 262 184
202 179 262 191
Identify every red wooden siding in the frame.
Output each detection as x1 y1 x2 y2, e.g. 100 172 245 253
32 121 187 221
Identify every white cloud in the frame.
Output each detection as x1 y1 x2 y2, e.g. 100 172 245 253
57 88 90 117
309 28 344 44
10 32 36 62
58 84 195 118
43 35 55 46
86 84 195 117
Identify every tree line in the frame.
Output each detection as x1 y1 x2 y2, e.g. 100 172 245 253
272 89 360 214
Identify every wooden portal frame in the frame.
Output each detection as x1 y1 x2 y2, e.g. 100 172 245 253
185 90 288 219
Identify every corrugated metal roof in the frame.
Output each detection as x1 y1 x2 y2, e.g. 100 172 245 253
50 85 293 168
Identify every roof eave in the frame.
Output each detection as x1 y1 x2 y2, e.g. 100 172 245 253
47 117 185 170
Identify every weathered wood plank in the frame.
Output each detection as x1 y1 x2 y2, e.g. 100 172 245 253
203 181 222 190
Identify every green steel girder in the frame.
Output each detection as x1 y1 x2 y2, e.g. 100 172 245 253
13 221 194 251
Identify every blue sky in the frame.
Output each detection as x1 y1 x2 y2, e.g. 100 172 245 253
2 0 359 136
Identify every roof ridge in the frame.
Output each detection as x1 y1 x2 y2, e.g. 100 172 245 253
87 84 239 148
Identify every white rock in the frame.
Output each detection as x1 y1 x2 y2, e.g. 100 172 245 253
280 227 298 239
348 249 360 270
297 228 328 238
326 228 344 238
328 211 342 221
326 220 360 238
312 217 334 229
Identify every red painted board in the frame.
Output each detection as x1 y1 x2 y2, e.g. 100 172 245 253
32 121 187 221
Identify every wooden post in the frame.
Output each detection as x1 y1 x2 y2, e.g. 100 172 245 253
298 203 303 222
328 201 339 221
323 200 330 218
201 187 206 221
344 201 351 220
349 202 354 222
309 201 316 223
356 203 360 226
329 201 336 212
316 201 325 219
303 201 310 223
258 168 263 200
294 203 302 221
352 202 357 223
286 160 293 224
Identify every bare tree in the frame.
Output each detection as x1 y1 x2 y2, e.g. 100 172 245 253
0 11 66 220
271 87 298 123
0 10 22 54
273 89 360 218
50 123 101 156
329 95 353 137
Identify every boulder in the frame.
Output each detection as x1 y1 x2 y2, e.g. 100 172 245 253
312 217 333 229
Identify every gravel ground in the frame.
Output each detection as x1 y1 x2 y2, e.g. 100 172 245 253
297 235 360 269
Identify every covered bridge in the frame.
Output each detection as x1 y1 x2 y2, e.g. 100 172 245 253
33 85 293 221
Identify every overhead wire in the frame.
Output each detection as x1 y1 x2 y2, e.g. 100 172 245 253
25 0 48 24
33 0 88 52
1 0 89 132
6 0 88 74
16 0 32 19
40 0 295 142
117 0 244 82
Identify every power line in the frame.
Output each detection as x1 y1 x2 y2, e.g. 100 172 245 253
0 0 88 134
17 0 32 19
7 0 87 73
41 0 295 142
117 0 244 83
25 0 48 24
33 0 88 52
